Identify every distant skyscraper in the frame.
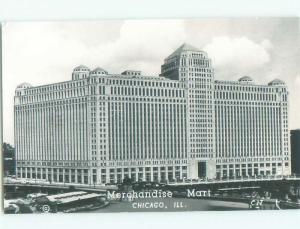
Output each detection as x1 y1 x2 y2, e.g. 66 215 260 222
291 129 300 175
14 44 291 184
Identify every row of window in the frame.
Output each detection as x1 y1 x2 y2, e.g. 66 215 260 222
22 81 86 95
215 83 287 92
110 86 185 97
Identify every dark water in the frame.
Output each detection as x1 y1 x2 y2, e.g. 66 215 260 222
87 198 250 212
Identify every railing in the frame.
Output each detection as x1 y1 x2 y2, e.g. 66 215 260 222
167 174 300 185
3 178 117 190
4 174 300 187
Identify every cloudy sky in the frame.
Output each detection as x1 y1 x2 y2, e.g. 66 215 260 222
2 18 300 144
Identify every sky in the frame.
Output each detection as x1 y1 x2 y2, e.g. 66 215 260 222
2 18 300 145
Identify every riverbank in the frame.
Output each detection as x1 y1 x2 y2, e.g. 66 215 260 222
86 197 250 212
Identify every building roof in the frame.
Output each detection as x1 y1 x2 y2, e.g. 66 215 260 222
268 79 285 86
16 82 33 89
90 67 108 74
73 65 90 71
238 76 254 83
92 67 107 72
167 43 202 58
121 70 141 76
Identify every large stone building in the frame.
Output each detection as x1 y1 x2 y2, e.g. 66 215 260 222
14 44 291 184
291 129 300 175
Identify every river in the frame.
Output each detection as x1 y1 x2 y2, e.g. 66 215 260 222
87 197 250 212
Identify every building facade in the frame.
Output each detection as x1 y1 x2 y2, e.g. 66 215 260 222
215 78 290 178
14 44 291 184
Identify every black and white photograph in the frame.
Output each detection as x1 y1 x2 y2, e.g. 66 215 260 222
1 18 300 214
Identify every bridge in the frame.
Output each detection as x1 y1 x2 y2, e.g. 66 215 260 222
165 175 300 199
3 178 117 198
167 175 300 186
4 175 300 196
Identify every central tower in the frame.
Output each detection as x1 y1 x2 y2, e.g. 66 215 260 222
161 43 216 179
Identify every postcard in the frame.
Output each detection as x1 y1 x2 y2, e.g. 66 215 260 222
2 18 300 213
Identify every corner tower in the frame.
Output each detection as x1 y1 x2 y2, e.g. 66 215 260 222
161 43 216 179
72 65 90 80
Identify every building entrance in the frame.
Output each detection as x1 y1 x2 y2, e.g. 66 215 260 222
198 162 206 178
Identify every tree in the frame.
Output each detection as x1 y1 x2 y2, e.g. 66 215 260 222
3 143 16 176
122 176 133 185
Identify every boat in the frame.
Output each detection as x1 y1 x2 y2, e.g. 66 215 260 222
278 200 300 209
34 191 109 213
